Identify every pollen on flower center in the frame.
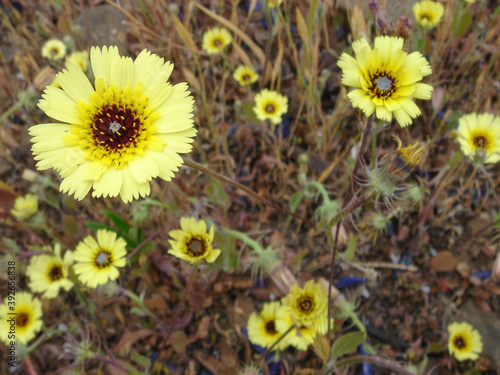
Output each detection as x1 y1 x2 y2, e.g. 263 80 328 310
473 136 486 149
187 237 206 256
95 250 112 268
298 296 314 313
17 313 29 327
49 265 63 281
368 71 397 99
453 336 465 349
265 320 278 335
92 104 141 151
265 104 275 114
242 74 250 81
214 39 222 47
376 76 393 91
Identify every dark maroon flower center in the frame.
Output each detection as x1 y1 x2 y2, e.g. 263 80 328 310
369 71 397 99
92 104 141 151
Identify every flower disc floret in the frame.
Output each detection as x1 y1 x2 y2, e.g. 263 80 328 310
0 292 43 345
42 39 66 60
447 321 483 361
457 113 500 164
247 301 291 350
30 46 197 202
168 217 221 264
73 229 127 288
233 66 259 86
202 27 232 54
26 244 74 298
338 36 433 127
253 89 288 124
413 1 444 29
282 280 328 333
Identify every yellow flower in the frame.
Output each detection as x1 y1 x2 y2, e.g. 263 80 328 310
26 244 74 298
281 280 328 333
253 89 288 124
267 0 283 8
448 322 483 361
413 1 444 29
247 301 291 350
168 217 221 264
275 312 317 351
73 229 127 288
202 27 232 54
30 46 196 202
42 39 67 60
337 36 433 127
233 66 259 86
66 50 89 72
457 112 500 164
10 193 38 220
0 292 43 345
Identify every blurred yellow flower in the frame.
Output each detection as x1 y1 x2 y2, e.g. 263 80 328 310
253 89 288 124
26 244 74 298
0 292 43 345
168 217 221 264
42 38 66 60
10 193 38 220
413 1 444 29
247 301 291 350
267 0 283 8
202 27 232 54
66 50 89 71
73 229 127 288
457 113 500 164
233 65 259 86
337 36 433 127
30 46 196 202
448 321 483 361
281 280 329 334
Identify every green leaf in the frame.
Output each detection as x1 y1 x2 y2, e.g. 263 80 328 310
101 210 130 235
84 221 116 234
452 8 472 39
342 236 357 261
330 331 366 360
289 192 304 213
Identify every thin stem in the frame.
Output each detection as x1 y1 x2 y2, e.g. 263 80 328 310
327 118 373 344
182 157 314 225
126 230 160 259
326 354 415 375
257 325 294 363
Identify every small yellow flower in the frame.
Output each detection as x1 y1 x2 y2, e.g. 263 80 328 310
10 193 38 220
338 36 433 127
233 66 259 86
281 280 328 333
253 89 288 124
0 292 43 345
26 244 74 298
73 229 127 288
247 301 291 350
448 321 483 361
66 50 89 71
168 217 221 264
275 312 317 351
202 27 232 54
267 0 283 8
457 113 500 164
413 1 445 29
41 39 67 60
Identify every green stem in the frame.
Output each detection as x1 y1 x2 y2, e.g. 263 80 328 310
182 157 314 225
0 101 23 125
223 228 264 252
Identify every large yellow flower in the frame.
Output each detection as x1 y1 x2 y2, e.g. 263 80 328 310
447 321 483 361
0 292 43 345
73 229 127 288
413 1 445 29
338 36 433 127
202 27 232 54
26 244 74 298
30 46 196 203
253 89 288 124
281 280 328 333
10 193 38 220
168 217 221 264
457 112 500 164
247 301 291 350
42 38 66 60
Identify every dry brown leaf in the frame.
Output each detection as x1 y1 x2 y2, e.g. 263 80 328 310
431 251 458 272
